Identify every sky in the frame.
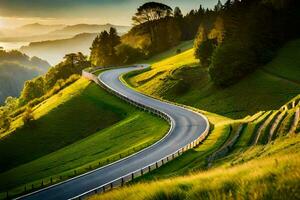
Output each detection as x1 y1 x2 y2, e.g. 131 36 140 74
0 0 222 28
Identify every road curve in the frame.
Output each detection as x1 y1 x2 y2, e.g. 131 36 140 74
17 66 209 200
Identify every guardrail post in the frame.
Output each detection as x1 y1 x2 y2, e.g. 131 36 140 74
141 169 144 176
162 159 164 165
156 162 158 169
110 182 113 189
148 166 151 172
121 178 124 186
102 186 105 192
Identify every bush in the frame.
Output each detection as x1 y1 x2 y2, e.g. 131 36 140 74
195 39 217 67
116 44 144 64
0 110 11 132
209 42 257 87
22 107 35 126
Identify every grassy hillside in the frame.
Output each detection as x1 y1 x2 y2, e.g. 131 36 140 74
91 135 300 200
127 39 300 119
87 39 300 199
0 78 168 197
91 76 300 200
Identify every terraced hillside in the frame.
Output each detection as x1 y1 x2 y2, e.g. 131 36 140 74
0 78 168 199
126 39 300 119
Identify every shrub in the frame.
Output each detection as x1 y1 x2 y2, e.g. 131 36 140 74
0 110 11 132
209 41 257 87
116 44 144 64
195 39 217 67
22 107 34 126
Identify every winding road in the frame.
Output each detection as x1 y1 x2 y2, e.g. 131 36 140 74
17 66 209 200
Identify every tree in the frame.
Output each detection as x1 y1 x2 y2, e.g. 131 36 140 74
109 28 121 48
76 52 87 62
22 107 34 126
20 77 45 104
90 28 121 66
214 0 223 11
195 39 217 67
194 25 209 59
108 27 121 60
0 109 11 132
209 41 256 86
64 53 77 67
166 20 182 47
132 2 173 25
4 97 18 112
116 44 144 64
174 7 183 18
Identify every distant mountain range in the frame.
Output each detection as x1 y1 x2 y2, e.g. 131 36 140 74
0 23 131 42
20 33 98 65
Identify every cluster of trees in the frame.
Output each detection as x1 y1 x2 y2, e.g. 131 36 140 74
20 52 89 104
194 0 300 86
90 2 214 67
0 97 18 133
90 28 121 66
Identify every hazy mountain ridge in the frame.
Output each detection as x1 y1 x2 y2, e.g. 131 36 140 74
0 23 130 43
0 50 50 104
50 23 130 35
0 63 39 104
20 33 98 65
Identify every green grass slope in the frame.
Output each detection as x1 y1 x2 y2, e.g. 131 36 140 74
91 61 300 200
91 135 300 200
0 78 168 197
127 39 300 119
89 39 300 199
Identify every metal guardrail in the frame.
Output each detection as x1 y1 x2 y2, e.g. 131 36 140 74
71 69 210 200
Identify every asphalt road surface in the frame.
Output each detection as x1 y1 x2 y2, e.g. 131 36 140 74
17 66 209 200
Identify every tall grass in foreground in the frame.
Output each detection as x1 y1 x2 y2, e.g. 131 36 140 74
90 135 300 200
